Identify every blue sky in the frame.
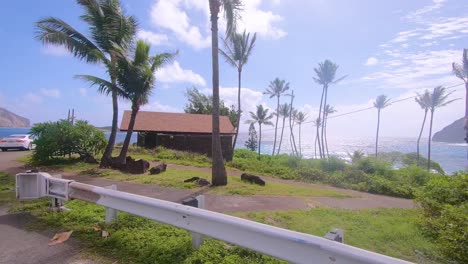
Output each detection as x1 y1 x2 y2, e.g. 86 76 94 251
0 0 466 139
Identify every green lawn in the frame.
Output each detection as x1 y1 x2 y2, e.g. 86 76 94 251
236 208 440 263
0 172 15 205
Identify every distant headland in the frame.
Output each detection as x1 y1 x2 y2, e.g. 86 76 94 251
0 107 30 128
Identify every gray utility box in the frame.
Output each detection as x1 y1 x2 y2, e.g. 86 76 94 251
16 172 74 200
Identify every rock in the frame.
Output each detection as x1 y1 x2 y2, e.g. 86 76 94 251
0 107 30 127
125 156 150 174
81 155 98 164
197 178 210 187
184 177 200 183
149 163 167 174
241 173 265 186
433 117 465 143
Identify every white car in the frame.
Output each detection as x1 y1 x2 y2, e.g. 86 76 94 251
0 134 36 151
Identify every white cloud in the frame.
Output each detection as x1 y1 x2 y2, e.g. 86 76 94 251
149 0 286 49
40 88 60 98
405 0 447 23
79 88 87 96
137 29 169 46
41 45 68 57
365 57 378 66
140 101 180 113
24 93 43 104
155 61 206 86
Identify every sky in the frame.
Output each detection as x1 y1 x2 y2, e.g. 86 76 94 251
0 0 466 141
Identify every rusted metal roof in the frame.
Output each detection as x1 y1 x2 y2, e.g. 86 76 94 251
120 111 235 134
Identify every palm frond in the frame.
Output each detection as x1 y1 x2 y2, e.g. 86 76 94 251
221 0 242 38
75 74 129 98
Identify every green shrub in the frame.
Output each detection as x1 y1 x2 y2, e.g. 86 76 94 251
355 157 392 175
296 167 327 182
30 120 106 163
402 153 445 174
319 156 347 173
416 173 468 263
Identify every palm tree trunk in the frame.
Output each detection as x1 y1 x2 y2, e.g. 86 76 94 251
465 82 468 144
272 96 280 155
232 68 242 149
317 86 325 158
277 116 286 155
100 87 118 168
321 86 328 158
118 104 139 164
427 109 435 171
375 109 381 158
299 123 302 156
258 123 262 156
288 91 298 155
416 109 428 165
325 116 330 158
209 1 227 186
314 130 318 159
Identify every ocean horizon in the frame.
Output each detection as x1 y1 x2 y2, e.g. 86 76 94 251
2 127 466 174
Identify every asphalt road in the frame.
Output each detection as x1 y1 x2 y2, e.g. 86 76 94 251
0 149 29 174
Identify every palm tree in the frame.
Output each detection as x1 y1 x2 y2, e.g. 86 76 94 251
323 104 336 158
276 103 290 155
219 30 257 150
264 78 290 155
289 108 298 155
313 117 321 159
36 0 137 168
295 111 307 156
427 86 458 171
415 90 431 165
286 90 299 156
313 60 346 158
246 105 274 156
452 49 468 144
373 95 391 158
208 0 242 186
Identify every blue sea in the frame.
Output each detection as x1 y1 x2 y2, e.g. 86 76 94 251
2 128 466 174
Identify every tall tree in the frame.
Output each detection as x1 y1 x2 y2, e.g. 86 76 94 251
313 117 321 159
36 0 137 168
246 105 274 156
286 90 299 156
244 123 258 152
313 60 346 158
452 48 468 144
323 104 336 158
290 108 298 155
373 95 391 158
295 111 307 156
427 86 458 171
276 103 290 155
220 30 257 149
184 87 238 126
415 90 431 165
208 0 242 186
264 78 290 155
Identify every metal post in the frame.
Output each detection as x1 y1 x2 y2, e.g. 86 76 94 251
191 195 205 249
105 185 118 223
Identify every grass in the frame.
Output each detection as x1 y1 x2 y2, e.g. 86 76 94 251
236 208 440 263
0 172 15 205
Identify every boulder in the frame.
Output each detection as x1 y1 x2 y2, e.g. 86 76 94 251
149 163 167 175
241 173 265 186
125 156 150 174
184 177 200 183
197 178 210 187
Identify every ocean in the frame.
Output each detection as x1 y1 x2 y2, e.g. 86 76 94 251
2 128 466 174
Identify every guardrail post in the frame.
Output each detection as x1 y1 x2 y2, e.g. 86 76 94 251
182 195 205 249
105 184 118 223
324 228 344 243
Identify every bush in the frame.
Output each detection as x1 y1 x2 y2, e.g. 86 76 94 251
402 153 445 174
30 120 106 163
355 157 392 175
416 173 468 263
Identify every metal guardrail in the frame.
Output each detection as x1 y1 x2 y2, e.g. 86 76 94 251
16 172 413 264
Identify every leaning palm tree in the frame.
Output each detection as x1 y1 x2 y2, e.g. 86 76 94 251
374 95 391 158
427 86 458 171
289 108 298 155
295 111 307 156
452 49 468 144
415 90 431 165
220 30 257 149
313 117 321 159
246 105 274 156
208 0 242 186
313 60 346 158
36 0 137 168
276 103 290 155
264 78 290 155
286 90 299 156
323 104 336 158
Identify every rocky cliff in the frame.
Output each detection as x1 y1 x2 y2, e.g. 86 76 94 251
433 117 465 143
0 107 30 128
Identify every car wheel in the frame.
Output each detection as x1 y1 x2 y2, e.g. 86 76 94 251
28 143 32 150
